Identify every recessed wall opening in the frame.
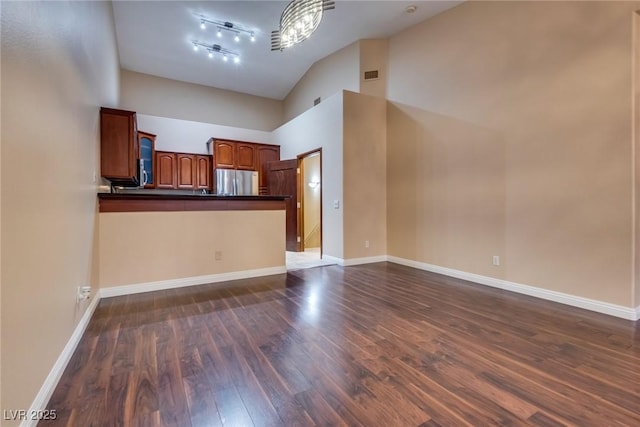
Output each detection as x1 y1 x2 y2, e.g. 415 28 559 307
282 148 334 270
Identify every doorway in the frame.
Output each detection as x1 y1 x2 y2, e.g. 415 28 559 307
298 149 322 254
268 149 331 270
288 148 332 269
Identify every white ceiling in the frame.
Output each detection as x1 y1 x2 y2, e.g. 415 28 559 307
112 1 462 100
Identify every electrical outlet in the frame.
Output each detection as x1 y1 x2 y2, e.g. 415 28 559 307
365 240 370 248
492 255 500 266
215 250 223 261
76 286 91 303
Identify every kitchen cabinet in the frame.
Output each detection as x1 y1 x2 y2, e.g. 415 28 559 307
157 152 211 190
256 144 281 195
155 151 177 189
236 143 257 170
177 154 197 189
214 141 235 169
196 155 211 190
100 107 139 186
213 140 257 170
212 139 279 194
138 131 155 188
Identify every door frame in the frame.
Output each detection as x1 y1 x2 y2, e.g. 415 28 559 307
297 148 322 257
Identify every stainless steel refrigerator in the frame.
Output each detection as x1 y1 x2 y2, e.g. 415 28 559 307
215 169 259 195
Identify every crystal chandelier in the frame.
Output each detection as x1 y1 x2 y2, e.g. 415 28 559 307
271 0 335 51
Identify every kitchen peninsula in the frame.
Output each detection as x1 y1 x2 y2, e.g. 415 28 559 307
97 192 288 294
97 107 288 294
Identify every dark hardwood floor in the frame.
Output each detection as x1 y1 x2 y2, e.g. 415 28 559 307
41 262 640 426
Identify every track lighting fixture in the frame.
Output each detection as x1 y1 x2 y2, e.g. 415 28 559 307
191 40 240 64
199 16 255 43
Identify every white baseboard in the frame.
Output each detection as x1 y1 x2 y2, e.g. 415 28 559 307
387 256 639 321
321 255 344 266
342 255 388 266
99 266 287 298
22 293 102 427
321 255 388 267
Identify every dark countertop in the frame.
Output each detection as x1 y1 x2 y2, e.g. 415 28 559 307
98 192 288 212
98 192 288 201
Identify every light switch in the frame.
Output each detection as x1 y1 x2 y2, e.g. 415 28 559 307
333 200 340 209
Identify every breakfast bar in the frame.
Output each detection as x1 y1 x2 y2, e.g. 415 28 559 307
98 193 287 212
97 193 288 291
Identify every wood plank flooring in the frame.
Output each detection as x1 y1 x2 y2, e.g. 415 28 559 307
41 262 640 426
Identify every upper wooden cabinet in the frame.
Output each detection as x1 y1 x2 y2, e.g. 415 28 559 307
213 139 258 170
155 151 177 189
137 131 155 188
256 144 281 195
236 143 257 170
177 154 197 189
100 107 139 186
196 155 211 190
156 151 211 191
214 141 235 169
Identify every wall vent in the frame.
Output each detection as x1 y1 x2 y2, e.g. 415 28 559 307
314 97 321 106
363 70 379 81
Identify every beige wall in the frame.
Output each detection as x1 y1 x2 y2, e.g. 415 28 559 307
387 103 506 276
303 154 321 247
387 1 638 306
283 42 360 123
1 0 119 420
359 39 389 99
635 11 640 309
120 70 283 131
0 24 3 409
273 92 344 259
343 91 387 260
99 211 285 287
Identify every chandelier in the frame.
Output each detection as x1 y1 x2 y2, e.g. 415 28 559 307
271 0 335 51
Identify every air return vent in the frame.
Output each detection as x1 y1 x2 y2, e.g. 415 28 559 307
363 70 379 81
314 97 321 106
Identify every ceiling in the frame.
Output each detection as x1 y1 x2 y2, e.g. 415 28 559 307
112 1 462 100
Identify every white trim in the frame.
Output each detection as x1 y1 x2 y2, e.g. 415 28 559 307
22 294 102 427
321 255 389 267
321 255 345 266
99 266 287 298
387 256 640 321
342 255 388 266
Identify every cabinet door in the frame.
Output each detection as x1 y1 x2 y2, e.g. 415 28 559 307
177 154 197 189
236 143 257 170
138 131 155 188
196 155 211 190
155 151 177 189
256 144 281 195
214 141 235 169
100 107 138 182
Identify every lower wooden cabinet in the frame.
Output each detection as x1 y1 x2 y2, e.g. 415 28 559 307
156 151 211 191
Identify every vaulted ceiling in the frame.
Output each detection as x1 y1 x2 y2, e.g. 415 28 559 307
112 1 462 100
